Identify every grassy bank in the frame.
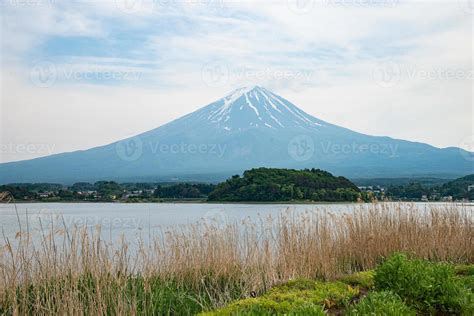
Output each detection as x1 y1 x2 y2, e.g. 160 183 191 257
202 254 473 315
1 203 472 314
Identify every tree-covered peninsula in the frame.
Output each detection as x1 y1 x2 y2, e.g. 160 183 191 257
208 168 362 202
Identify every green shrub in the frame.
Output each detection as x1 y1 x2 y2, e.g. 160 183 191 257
347 291 416 315
340 271 375 289
374 253 473 314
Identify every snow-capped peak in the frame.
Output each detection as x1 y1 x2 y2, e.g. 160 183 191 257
203 86 324 132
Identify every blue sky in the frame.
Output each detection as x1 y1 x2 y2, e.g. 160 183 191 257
0 0 472 162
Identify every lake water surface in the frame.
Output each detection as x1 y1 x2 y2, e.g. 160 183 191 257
1 202 471 243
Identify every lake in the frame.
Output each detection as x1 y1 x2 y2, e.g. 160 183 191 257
1 202 471 243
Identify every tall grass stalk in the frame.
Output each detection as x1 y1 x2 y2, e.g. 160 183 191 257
1 203 472 314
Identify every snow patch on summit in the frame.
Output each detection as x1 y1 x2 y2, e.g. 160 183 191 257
205 86 324 131
245 92 260 117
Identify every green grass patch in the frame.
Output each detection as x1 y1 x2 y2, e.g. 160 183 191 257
200 279 359 315
340 271 375 289
347 291 416 316
455 264 474 276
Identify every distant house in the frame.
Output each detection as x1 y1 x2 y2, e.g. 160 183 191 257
358 186 379 192
77 190 97 197
124 189 151 199
468 185 474 192
442 196 453 202
38 192 51 198
421 195 429 202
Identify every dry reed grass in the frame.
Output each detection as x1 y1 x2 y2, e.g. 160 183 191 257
0 202 472 314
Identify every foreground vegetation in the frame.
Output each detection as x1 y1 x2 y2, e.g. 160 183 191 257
203 254 473 315
0 202 472 314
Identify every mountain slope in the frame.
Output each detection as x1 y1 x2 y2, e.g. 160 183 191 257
0 86 472 183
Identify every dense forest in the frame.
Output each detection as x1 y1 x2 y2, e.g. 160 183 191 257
208 168 362 202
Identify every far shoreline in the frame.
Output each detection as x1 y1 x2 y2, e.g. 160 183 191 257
3 200 471 205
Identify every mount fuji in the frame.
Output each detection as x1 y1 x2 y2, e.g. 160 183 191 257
0 86 472 183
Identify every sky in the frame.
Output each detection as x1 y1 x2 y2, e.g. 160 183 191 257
0 0 472 163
